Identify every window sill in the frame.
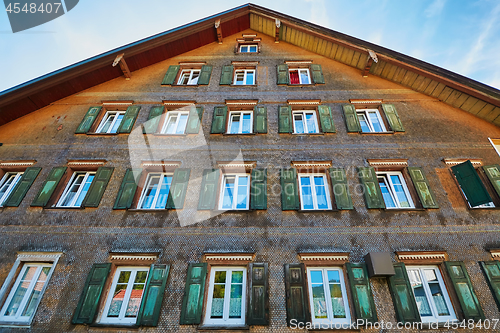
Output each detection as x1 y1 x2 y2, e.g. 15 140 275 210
234 52 259 55
127 208 169 212
153 133 188 137
223 133 256 136
90 323 139 329
229 84 258 87
162 84 200 87
383 208 426 211
197 324 249 331
299 209 338 212
0 323 31 328
86 132 120 136
279 84 316 87
360 131 395 135
292 133 324 136
43 206 85 210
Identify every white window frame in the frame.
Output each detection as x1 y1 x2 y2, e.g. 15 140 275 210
160 111 190 134
233 69 255 85
0 172 23 207
204 266 246 326
306 267 351 326
289 68 311 84
96 111 126 134
177 69 201 85
239 44 257 53
376 171 415 209
227 111 253 134
56 171 96 208
218 174 250 210
137 172 173 209
406 265 457 323
99 266 149 325
292 110 319 134
356 109 387 133
298 173 332 210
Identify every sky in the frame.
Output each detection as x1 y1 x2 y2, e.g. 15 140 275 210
1 0 500 92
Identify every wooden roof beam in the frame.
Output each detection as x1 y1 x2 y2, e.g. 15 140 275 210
275 19 280 43
112 53 131 80
362 50 378 77
215 20 223 44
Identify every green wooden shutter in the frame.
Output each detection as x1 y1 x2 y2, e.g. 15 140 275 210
113 168 141 209
342 104 361 133
480 261 500 311
210 106 227 134
75 106 101 134
31 166 67 207
444 261 485 321
179 263 207 325
198 169 219 210
328 168 353 210
310 64 325 84
161 65 180 85
278 105 292 133
82 167 114 208
253 106 267 134
220 65 234 85
281 168 299 210
382 104 405 132
186 106 203 134
72 263 111 324
345 263 378 324
408 167 439 208
166 168 190 209
117 105 141 133
248 263 269 326
197 65 212 85
4 167 41 207
137 264 170 327
277 64 289 85
483 164 500 198
318 105 335 133
250 168 267 210
452 160 492 207
358 167 385 209
284 263 310 326
388 262 421 324
143 106 164 134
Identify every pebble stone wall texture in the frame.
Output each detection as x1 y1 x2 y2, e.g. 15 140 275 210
1 29 500 332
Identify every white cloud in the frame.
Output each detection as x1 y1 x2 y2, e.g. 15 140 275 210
304 0 330 27
425 0 446 18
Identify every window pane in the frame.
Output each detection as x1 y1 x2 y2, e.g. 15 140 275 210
176 114 188 134
246 71 254 85
236 176 248 209
211 285 225 318
327 271 346 318
125 271 147 318
310 271 327 319
300 177 313 209
100 115 114 133
235 72 244 85
74 174 94 207
0 174 20 205
378 177 396 208
22 267 50 317
179 72 190 85
3 266 38 316
222 177 235 209
107 270 131 317
390 175 411 207
60 174 84 206
314 176 328 209
242 114 251 133
214 271 226 283
240 46 248 52
299 70 310 84
230 115 240 134
424 269 450 316
358 114 371 132
290 70 300 84
165 115 178 134
141 176 160 209
110 114 124 133
155 175 171 209
408 269 432 317
249 45 257 52
305 113 317 133
294 114 305 134
189 71 200 85
368 112 383 132
229 271 243 319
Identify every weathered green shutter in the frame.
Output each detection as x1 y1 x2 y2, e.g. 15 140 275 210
408 167 439 208
253 106 267 134
113 168 141 209
277 64 289 85
186 106 203 134
161 65 180 85
452 160 492 207
117 105 141 133
72 263 111 324
281 168 299 210
388 262 421 323
250 168 267 210
220 65 234 85
278 105 292 133
284 263 310 326
179 263 207 325
143 106 164 134
197 169 219 210
31 166 67 207
358 167 385 209
210 106 227 134
328 168 353 210
82 167 114 208
4 167 41 207
483 164 500 198
345 263 378 324
248 263 269 326
166 168 190 209
310 64 325 84
137 264 170 327
444 261 485 321
342 104 361 133
382 104 405 132
75 106 101 133
318 105 335 133
197 65 212 85
480 261 500 310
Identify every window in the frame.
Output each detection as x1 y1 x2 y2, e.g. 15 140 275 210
298 173 332 210
376 171 414 209
160 111 189 134
227 111 253 134
96 111 126 134
356 109 387 133
233 69 255 85
489 138 500 157
57 171 95 208
75 104 140 135
177 69 201 85
0 172 23 206
137 173 172 209
293 110 319 134
343 103 405 133
239 44 257 53
289 68 311 85
219 174 250 210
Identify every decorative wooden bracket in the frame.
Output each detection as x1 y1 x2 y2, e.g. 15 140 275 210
215 20 223 44
275 19 280 43
362 49 378 77
112 53 131 80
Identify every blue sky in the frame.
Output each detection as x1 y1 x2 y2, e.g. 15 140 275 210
1 0 500 92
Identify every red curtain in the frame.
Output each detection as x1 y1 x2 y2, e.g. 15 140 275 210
290 71 299 84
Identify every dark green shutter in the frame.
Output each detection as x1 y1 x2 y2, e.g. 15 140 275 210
254 106 267 134
113 168 141 209
408 167 439 208
310 64 325 84
277 64 289 85
382 104 405 132
284 263 310 326
137 264 170 327
210 106 227 134
161 65 180 85
278 105 292 133
143 106 164 134
31 166 67 207
198 169 219 210
250 168 267 210
117 105 140 133
345 263 378 324
318 105 335 133
75 106 101 134
186 106 203 134
444 261 485 321
281 168 299 210
248 263 269 326
166 168 190 209
342 104 361 133
179 263 207 325
452 160 492 207
483 164 500 198
72 263 111 324
197 65 212 85
388 262 421 324
358 167 385 209
81 167 114 208
4 167 41 207
328 168 353 210
480 261 500 311
220 65 234 85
